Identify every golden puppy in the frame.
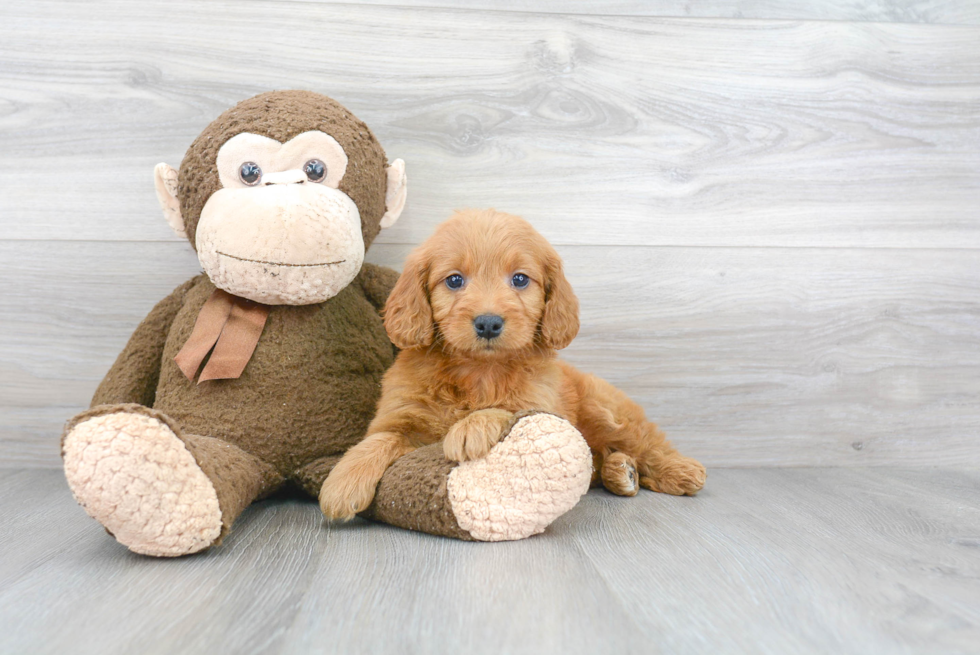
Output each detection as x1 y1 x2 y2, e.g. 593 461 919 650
320 209 706 520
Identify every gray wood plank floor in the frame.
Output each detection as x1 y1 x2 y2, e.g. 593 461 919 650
2 468 978 655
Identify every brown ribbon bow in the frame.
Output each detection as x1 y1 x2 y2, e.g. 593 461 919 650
174 289 270 383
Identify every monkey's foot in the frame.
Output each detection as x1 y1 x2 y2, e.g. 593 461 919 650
448 412 592 540
62 409 222 557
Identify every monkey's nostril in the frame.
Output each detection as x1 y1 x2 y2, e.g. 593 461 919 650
473 314 504 340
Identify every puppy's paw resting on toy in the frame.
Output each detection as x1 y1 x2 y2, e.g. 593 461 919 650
319 460 380 521
361 412 592 541
320 431 415 521
62 408 222 557
443 408 514 462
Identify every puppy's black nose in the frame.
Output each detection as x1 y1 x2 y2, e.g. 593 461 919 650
473 314 504 340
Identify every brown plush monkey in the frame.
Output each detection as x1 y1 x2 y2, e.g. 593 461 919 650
61 91 592 556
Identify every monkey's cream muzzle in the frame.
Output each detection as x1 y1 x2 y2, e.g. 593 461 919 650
154 128 406 307
196 182 364 305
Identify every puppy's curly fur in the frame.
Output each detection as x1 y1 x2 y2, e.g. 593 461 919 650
321 209 705 520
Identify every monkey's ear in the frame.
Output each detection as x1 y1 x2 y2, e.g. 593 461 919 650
380 159 407 229
154 163 187 239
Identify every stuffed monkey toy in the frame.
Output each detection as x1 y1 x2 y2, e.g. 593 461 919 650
61 91 592 556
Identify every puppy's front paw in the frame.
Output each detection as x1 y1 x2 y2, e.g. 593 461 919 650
319 465 379 521
641 455 706 496
444 409 514 462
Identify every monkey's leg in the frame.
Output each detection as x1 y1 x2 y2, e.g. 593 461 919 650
360 412 593 541
289 455 343 498
62 404 282 557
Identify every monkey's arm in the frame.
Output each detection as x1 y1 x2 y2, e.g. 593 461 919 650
90 277 199 407
356 262 400 314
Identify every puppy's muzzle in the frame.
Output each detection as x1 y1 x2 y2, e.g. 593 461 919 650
473 314 504 341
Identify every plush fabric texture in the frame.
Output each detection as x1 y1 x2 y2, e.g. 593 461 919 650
355 263 400 314
177 91 388 250
362 411 592 541
154 163 186 238
179 432 284 540
195 185 364 305
290 455 344 498
129 269 395 474
91 278 198 408
65 91 412 556
362 443 473 540
62 406 223 557
67 263 397 555
381 159 407 228
447 412 592 541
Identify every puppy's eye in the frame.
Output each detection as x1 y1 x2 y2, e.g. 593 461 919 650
511 273 530 289
446 274 465 290
239 162 262 186
304 159 326 182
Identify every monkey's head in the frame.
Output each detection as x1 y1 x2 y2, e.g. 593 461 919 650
154 90 407 305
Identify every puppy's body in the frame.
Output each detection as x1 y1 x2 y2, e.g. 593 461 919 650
321 210 705 520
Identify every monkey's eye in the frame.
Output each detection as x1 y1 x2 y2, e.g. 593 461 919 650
511 273 530 289
304 159 326 183
239 162 262 186
446 274 465 290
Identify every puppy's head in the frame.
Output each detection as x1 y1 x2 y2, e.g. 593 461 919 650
385 209 579 356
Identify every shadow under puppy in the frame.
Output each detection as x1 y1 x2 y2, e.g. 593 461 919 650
321 209 706 520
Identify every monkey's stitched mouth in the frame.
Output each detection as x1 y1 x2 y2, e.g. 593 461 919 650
217 251 345 267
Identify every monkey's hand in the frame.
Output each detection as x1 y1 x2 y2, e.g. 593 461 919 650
443 409 515 462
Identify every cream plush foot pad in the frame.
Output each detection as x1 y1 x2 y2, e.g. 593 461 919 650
447 413 592 541
63 412 222 557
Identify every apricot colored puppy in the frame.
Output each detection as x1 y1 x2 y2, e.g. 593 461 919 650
321 209 705 520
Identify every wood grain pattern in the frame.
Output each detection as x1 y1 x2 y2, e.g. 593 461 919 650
2 241 977 468
286 0 980 24
1 1 978 247
1 1 978 469
1 468 978 654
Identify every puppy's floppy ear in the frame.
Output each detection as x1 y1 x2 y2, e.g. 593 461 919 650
540 249 580 350
384 246 434 349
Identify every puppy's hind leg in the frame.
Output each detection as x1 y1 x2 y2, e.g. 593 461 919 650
569 367 706 496
599 451 639 497
631 424 706 497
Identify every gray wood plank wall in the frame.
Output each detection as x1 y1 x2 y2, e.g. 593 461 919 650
1 0 978 467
